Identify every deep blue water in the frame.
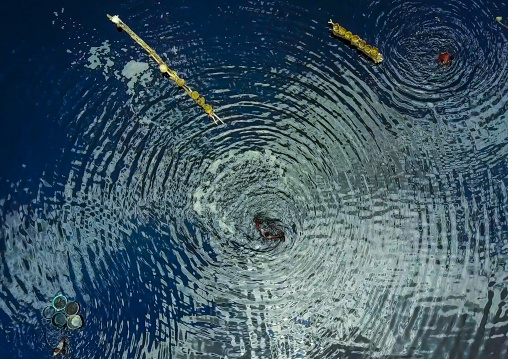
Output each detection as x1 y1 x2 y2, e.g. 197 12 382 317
1 0 508 358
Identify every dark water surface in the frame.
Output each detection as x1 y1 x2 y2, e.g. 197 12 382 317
1 0 508 358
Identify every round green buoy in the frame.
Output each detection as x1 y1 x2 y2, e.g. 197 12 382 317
52 312 67 328
42 306 56 320
67 315 84 330
65 301 80 316
52 295 67 311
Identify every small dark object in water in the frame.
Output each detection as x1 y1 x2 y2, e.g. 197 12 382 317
53 337 66 356
438 51 453 66
254 218 285 241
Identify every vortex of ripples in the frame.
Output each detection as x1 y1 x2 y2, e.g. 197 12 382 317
1 0 508 358
369 0 508 122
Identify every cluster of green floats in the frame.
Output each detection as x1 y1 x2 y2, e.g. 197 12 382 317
42 294 84 330
106 15 383 123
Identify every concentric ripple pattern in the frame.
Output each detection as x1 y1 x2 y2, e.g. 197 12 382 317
1 1 508 358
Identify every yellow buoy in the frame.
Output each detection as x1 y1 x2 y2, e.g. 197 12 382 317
328 20 383 64
175 77 186 87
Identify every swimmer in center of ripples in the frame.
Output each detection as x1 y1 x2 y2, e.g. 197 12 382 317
438 51 453 66
254 218 285 241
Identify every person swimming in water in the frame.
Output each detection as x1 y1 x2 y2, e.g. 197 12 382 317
438 51 453 66
53 337 66 357
254 218 285 241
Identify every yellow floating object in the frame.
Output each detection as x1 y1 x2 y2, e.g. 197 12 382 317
203 104 213 114
328 20 383 64
107 14 224 124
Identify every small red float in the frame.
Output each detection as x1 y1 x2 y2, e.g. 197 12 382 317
438 51 453 66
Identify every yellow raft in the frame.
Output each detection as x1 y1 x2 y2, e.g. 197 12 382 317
328 20 383 64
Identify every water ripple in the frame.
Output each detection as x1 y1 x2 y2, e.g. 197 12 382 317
1 0 508 358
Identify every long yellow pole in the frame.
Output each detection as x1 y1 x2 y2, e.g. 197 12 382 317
107 14 223 124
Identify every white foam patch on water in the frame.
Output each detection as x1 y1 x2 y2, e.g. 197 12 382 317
218 218 235 234
193 149 284 217
84 41 115 79
121 60 152 94
207 149 281 176
192 185 207 215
